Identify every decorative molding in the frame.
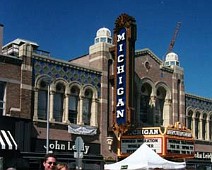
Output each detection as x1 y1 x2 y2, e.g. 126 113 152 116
115 13 136 31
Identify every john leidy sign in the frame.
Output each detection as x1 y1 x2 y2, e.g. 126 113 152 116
32 139 101 154
43 140 90 154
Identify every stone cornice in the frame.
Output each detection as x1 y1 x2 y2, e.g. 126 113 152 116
33 53 102 75
186 93 212 102
0 54 22 65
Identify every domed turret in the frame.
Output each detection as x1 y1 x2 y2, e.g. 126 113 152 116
94 27 112 44
165 52 180 67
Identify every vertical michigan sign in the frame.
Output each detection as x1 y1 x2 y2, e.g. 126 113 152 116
116 28 127 125
113 14 137 137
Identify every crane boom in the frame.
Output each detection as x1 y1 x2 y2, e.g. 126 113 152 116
167 22 181 54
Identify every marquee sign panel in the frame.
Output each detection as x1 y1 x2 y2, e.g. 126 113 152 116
120 126 195 159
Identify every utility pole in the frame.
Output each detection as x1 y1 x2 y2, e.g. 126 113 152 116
46 84 50 154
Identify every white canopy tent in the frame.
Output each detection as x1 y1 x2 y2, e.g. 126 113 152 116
104 143 186 170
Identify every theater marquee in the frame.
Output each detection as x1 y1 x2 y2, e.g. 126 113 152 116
120 125 195 159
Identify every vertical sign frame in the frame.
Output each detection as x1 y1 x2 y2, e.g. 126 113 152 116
112 13 137 137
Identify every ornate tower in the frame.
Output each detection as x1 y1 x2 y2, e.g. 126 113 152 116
165 52 185 125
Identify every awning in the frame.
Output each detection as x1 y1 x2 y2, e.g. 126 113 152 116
0 130 18 150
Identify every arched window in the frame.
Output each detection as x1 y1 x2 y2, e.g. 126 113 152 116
82 89 93 125
202 113 207 140
155 87 166 126
195 112 200 139
54 83 65 122
140 83 152 126
187 110 193 130
37 80 48 120
69 86 79 123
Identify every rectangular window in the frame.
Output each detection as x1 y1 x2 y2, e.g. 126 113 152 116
195 119 199 139
100 37 106 42
209 120 212 140
38 90 47 120
95 38 99 43
0 82 6 115
202 120 206 140
82 98 91 125
54 93 63 122
140 95 150 123
187 117 192 130
69 96 78 123
170 61 175 65
107 38 112 44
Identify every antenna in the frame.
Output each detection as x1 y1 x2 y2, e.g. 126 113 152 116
167 22 181 54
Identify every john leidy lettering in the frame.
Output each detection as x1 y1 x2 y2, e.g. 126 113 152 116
43 140 90 154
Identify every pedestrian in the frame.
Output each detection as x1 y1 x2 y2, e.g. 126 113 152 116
56 163 68 170
43 153 57 170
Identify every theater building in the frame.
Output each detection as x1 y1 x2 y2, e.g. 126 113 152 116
0 14 212 169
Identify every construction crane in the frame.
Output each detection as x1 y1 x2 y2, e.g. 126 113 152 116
167 22 181 54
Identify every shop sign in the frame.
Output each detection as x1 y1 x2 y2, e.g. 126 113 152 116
195 152 212 160
116 28 127 125
43 140 90 154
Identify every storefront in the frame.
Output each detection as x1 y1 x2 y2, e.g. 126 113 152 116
0 129 18 170
21 138 104 170
186 149 212 169
0 117 21 169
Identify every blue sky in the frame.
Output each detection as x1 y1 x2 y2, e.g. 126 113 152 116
1 0 212 99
